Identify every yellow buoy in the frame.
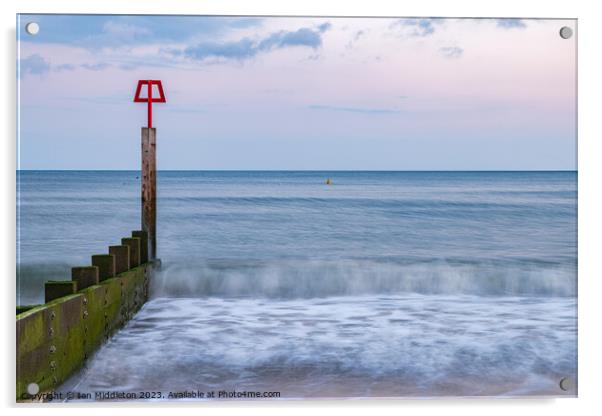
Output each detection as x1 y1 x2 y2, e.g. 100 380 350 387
326 178 332 185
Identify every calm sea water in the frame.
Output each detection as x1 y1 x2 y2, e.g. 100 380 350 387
17 171 577 398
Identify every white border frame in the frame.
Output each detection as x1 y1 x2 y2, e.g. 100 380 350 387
3 1 600 415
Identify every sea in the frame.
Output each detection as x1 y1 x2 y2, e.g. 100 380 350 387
16 171 577 398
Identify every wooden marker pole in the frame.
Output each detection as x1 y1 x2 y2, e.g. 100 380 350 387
134 80 165 261
141 128 156 260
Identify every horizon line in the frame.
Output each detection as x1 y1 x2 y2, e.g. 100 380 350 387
16 169 578 172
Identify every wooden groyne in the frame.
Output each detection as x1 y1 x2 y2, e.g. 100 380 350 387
16 230 160 400
17 80 166 401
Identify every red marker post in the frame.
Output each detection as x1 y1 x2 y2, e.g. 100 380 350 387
133 80 166 128
133 80 166 260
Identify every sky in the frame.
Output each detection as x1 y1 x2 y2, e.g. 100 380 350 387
17 15 576 170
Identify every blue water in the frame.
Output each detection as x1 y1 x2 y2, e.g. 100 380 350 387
17 171 577 397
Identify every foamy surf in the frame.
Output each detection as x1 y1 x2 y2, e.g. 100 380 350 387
59 294 576 400
150 259 576 299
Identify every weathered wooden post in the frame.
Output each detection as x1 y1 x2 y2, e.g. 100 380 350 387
141 127 157 260
71 266 99 290
134 80 166 261
132 230 149 264
44 281 77 303
91 254 116 281
109 245 130 274
121 237 141 268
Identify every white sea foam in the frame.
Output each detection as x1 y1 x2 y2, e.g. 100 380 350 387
61 294 576 399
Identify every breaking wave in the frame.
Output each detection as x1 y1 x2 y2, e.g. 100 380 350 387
151 258 575 299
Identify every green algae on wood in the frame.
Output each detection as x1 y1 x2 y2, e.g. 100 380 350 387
17 305 41 315
17 262 156 401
